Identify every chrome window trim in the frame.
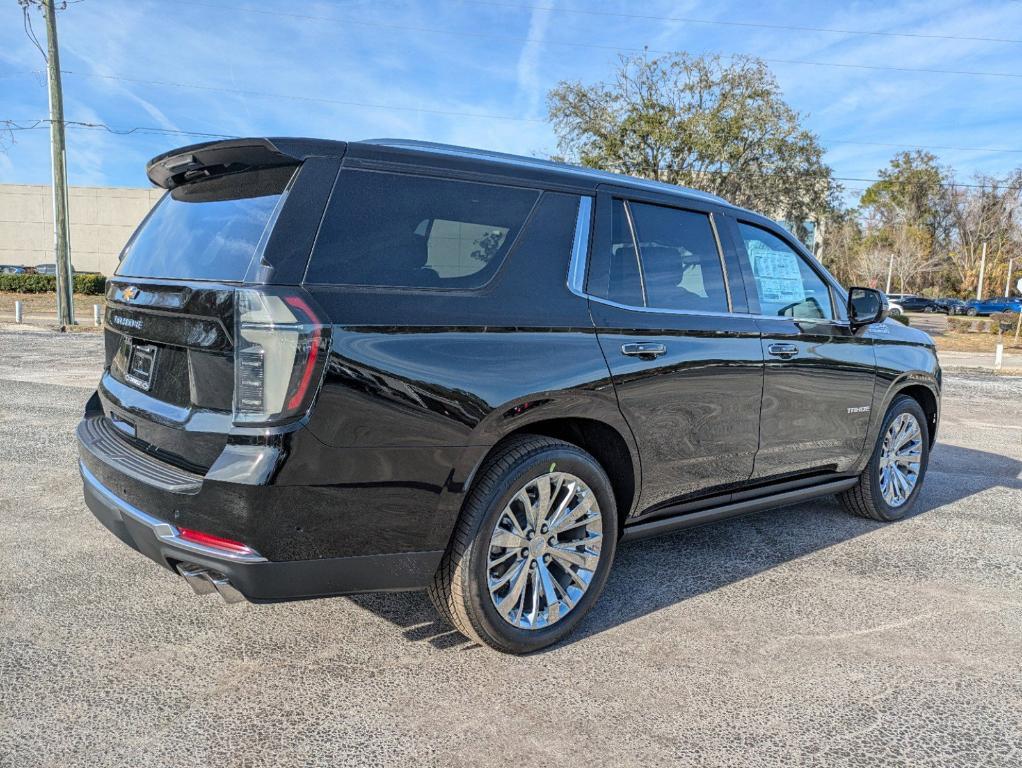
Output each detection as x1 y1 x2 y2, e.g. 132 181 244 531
80 460 268 563
621 200 648 306
567 195 592 296
566 194 850 326
708 212 733 313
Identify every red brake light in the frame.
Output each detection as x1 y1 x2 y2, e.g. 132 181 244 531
178 527 256 555
283 295 322 412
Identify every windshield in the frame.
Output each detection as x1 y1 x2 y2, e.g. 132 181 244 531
117 165 295 282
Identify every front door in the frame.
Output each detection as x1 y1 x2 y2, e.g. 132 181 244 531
728 219 877 480
586 193 764 515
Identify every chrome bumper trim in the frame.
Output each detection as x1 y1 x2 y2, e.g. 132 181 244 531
79 460 267 563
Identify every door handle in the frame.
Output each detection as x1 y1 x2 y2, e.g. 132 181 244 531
767 342 799 359
621 342 667 359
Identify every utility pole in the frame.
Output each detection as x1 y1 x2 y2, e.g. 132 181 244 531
976 241 987 301
41 0 75 327
1006 258 1014 297
885 253 894 294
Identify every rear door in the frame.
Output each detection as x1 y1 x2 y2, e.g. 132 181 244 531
724 218 877 480
98 155 338 471
586 189 763 516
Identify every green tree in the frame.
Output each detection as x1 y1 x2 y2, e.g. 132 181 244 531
547 52 838 237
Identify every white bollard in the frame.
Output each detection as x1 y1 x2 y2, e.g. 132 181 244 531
93 304 101 327
994 343 1004 371
14 300 22 324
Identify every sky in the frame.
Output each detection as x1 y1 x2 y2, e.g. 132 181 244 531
1 0 1021 203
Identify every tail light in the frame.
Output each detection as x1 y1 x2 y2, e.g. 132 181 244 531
233 288 330 425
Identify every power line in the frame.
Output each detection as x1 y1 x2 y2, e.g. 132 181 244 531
456 0 1022 46
1 118 236 139
166 1 1022 81
6 69 1022 157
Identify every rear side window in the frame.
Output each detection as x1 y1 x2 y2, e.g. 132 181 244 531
595 198 729 313
117 166 295 281
628 202 729 313
306 170 539 288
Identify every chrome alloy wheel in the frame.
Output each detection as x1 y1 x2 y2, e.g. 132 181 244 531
879 412 923 507
486 472 603 630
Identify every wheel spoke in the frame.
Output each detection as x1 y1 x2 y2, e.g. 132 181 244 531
549 545 600 570
549 493 595 534
490 528 528 549
537 560 560 622
495 560 530 615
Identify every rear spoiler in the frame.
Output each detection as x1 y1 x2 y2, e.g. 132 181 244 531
146 137 347 189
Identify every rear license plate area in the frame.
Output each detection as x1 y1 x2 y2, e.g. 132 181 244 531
124 343 159 391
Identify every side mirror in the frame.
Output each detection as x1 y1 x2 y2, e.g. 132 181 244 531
848 287 888 328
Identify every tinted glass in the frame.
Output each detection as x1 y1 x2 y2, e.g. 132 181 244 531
117 166 294 281
605 198 644 306
737 222 833 320
306 170 539 288
628 202 728 312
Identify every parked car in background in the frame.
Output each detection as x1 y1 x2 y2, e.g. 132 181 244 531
77 136 941 653
895 296 941 313
0 265 27 274
886 299 904 316
33 263 57 275
964 298 1022 316
935 298 968 315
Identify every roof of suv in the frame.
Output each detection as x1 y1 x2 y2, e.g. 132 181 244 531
147 136 733 209
359 138 732 207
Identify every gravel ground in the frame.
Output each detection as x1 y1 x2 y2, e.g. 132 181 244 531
1 325 1021 767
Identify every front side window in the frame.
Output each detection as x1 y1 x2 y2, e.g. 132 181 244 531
737 222 833 320
305 170 539 288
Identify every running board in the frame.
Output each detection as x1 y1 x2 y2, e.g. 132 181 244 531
620 477 859 542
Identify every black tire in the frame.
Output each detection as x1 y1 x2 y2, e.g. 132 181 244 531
427 434 618 654
967 307 978 316
924 305 935 313
838 395 930 522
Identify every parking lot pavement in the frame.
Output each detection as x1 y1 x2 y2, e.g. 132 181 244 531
1 327 1021 768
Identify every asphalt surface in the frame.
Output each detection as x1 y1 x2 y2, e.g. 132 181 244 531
1 325 1021 768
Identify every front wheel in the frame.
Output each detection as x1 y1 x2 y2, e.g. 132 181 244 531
839 395 930 522
428 435 618 653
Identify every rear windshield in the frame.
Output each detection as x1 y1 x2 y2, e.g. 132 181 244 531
305 170 539 289
116 165 295 282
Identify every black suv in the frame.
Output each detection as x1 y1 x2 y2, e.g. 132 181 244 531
78 138 940 653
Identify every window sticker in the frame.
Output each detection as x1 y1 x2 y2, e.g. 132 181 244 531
746 239 805 305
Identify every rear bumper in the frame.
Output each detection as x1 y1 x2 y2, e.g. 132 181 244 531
78 445 444 603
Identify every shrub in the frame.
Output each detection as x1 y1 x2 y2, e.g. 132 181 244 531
989 311 1020 334
73 273 106 295
890 313 910 326
0 272 106 295
947 316 989 333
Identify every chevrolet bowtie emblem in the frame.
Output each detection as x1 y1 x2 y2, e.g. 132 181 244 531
123 286 140 301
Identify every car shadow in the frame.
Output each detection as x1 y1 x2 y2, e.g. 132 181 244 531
346 441 1021 653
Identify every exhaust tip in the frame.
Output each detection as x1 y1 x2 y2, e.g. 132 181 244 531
175 562 246 604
